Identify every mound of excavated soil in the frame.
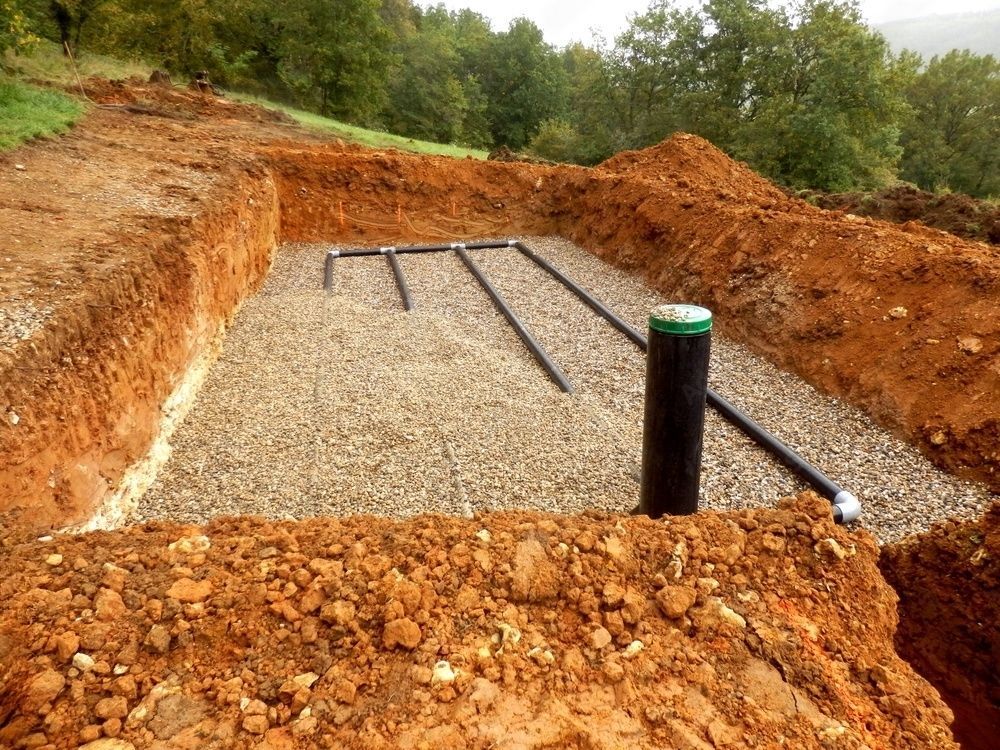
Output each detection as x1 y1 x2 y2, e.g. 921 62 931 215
810 184 1000 246
597 134 788 205
881 502 1000 750
0 495 956 749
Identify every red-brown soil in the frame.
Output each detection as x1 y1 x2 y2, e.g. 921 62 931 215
0 494 959 749
1 79 998 531
807 184 1000 246
881 502 1000 750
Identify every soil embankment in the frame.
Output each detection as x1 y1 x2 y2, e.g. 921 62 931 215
0 495 959 749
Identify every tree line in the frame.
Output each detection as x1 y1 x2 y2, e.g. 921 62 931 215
2 0 998 196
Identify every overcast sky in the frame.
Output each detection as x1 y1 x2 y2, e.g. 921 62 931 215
432 0 1000 47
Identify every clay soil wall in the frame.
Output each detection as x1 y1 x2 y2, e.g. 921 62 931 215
0 169 279 529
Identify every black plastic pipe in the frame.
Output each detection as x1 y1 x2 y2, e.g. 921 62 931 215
640 307 713 518
385 250 414 311
333 239 517 258
516 243 860 523
323 250 336 291
454 246 573 394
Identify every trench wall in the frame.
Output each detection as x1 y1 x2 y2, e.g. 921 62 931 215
0 168 280 529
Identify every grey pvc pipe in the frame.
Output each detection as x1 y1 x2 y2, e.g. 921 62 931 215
386 250 414 311
515 242 860 523
454 245 573 394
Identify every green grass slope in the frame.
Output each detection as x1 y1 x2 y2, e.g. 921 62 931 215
230 93 487 159
4 41 485 159
0 75 83 151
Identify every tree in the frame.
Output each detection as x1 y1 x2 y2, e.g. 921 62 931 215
48 0 104 54
478 18 567 149
900 50 1000 197
273 0 393 122
744 0 910 190
385 18 467 143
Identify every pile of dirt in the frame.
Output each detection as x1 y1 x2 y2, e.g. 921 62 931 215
597 134 789 206
808 184 1000 246
0 494 958 749
80 76 294 125
881 501 1000 750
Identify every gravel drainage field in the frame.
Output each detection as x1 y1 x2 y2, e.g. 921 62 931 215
136 237 993 542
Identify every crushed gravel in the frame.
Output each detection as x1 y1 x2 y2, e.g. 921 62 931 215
135 237 994 542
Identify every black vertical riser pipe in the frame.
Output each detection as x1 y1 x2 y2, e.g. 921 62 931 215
324 250 336 291
640 310 712 518
515 242 860 523
454 246 574 394
386 251 414 311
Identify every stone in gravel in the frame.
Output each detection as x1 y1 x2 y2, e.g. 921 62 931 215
94 696 128 720
166 578 212 603
383 618 421 649
24 669 65 712
45 554 63 566
73 653 95 671
94 588 127 621
655 585 697 619
144 624 171 654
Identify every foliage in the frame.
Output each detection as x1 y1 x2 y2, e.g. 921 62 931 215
900 50 1000 198
1 0 37 56
477 18 567 149
1 0 996 195
0 73 82 149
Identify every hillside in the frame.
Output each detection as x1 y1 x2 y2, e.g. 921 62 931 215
876 9 1000 58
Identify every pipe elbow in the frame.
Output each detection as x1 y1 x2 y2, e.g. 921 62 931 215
831 491 861 524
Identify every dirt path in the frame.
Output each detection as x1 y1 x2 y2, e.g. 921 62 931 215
135 238 992 542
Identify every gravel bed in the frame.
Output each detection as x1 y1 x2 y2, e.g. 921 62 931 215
136 237 994 542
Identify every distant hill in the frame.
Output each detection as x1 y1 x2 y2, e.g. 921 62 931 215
876 9 1000 59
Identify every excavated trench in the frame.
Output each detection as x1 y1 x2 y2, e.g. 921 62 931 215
2 132 998 748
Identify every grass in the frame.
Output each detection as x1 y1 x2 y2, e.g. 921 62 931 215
230 92 488 160
0 74 84 151
4 41 486 159
3 40 152 86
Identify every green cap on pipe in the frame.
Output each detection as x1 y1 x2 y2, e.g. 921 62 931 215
649 304 713 335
